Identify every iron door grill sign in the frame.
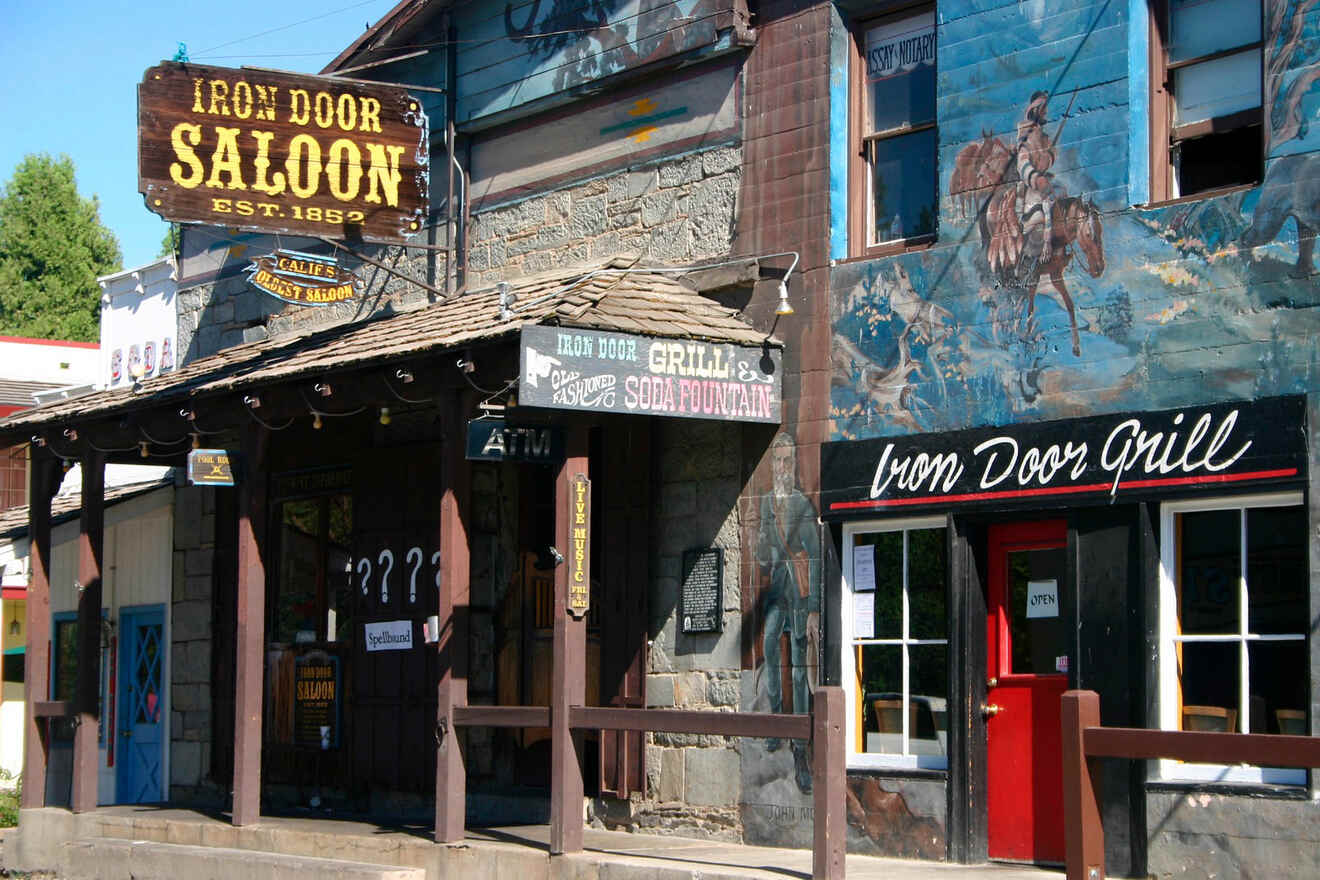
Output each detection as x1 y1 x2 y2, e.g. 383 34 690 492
820 396 1306 516
138 62 428 243
247 249 359 306
187 448 235 486
519 325 781 423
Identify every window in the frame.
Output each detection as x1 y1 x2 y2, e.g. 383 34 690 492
50 612 109 743
842 518 948 769
850 7 938 255
270 491 354 645
1158 493 1308 784
1151 0 1263 200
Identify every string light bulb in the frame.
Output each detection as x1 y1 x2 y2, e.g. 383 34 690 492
139 441 150 459
378 406 391 426
190 433 200 450
312 412 323 430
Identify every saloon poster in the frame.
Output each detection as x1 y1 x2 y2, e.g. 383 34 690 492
138 62 428 242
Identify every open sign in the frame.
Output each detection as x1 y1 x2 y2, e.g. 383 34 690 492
1026 579 1059 619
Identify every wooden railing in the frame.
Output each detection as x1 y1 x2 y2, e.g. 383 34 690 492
453 686 846 880
1061 690 1320 880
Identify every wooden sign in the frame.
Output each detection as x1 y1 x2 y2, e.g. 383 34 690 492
247 249 359 306
138 62 429 243
520 326 781 424
187 448 235 486
568 474 591 619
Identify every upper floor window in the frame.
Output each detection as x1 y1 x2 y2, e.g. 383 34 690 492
1151 0 1263 200
850 8 938 255
1158 493 1308 784
842 518 949 769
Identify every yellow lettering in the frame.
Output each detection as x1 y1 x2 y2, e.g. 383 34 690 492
336 93 357 131
249 130 287 196
289 89 310 125
326 138 362 201
359 97 382 133
364 143 404 206
232 81 253 119
314 92 334 128
254 85 278 122
207 79 230 116
205 127 247 190
169 123 204 189
191 78 205 113
286 134 322 198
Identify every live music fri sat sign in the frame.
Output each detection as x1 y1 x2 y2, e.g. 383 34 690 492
138 62 428 243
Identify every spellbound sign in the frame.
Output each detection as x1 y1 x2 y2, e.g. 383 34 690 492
519 325 781 423
187 448 235 486
821 397 1305 516
568 474 591 619
246 249 359 306
138 62 428 242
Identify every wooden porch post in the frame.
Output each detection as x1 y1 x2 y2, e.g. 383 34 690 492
1062 689 1105 880
70 449 105 813
232 422 268 826
550 424 588 855
20 448 60 808
436 392 471 843
811 686 846 880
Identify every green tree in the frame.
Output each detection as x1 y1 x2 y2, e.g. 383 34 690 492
158 223 180 259
0 154 121 341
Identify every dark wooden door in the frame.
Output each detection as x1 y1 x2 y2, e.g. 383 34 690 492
597 419 650 798
349 448 440 800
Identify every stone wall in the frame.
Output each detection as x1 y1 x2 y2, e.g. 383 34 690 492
169 483 220 804
1146 789 1320 879
467 146 742 286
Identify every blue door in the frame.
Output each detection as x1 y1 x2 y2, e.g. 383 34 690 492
117 606 165 803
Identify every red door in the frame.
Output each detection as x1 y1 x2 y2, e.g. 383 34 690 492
986 521 1068 864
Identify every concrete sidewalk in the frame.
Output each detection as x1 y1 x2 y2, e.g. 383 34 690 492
5 807 1063 880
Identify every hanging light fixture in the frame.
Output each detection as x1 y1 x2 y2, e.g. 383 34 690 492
8 603 19 636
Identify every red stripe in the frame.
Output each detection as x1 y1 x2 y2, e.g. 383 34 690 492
828 468 1299 512
2 587 25 600
0 335 98 349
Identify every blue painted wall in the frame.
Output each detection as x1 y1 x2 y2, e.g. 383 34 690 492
830 0 1320 442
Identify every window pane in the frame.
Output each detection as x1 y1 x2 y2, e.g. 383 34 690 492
870 128 937 244
1178 509 1240 634
1246 506 1306 635
864 12 936 132
909 644 948 758
867 531 903 638
328 494 354 643
1179 641 1239 731
1172 49 1261 127
1169 0 1260 63
1248 640 1307 734
1008 547 1067 675
908 527 947 638
859 644 901 754
276 499 321 644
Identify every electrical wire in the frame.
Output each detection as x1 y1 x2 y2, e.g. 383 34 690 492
298 388 367 418
244 406 296 432
192 0 387 58
381 373 433 405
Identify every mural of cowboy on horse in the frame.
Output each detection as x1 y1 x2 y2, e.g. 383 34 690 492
951 89 1105 356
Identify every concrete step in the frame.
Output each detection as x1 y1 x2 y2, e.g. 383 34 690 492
60 836 426 880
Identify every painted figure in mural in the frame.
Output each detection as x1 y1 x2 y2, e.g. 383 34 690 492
1240 153 1320 276
951 90 1105 357
756 432 820 793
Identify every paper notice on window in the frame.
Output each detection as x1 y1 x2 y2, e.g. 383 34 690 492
852 545 876 592
1026 579 1059 619
854 592 876 639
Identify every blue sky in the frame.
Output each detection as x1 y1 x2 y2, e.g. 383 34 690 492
0 0 401 270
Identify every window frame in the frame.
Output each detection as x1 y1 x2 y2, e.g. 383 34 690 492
841 515 949 771
848 4 939 258
1148 0 1264 203
1157 491 1308 785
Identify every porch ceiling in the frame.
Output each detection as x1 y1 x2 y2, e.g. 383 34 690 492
0 258 778 443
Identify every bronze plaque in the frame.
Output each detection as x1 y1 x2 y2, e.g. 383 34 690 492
139 62 428 243
568 474 591 618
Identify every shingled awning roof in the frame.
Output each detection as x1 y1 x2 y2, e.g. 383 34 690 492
0 259 777 439
0 477 174 541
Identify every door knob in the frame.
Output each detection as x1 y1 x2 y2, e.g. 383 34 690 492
980 703 1003 718
986 677 998 689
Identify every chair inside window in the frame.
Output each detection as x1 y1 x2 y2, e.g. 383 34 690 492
1276 709 1306 735
872 698 914 734
1182 704 1236 732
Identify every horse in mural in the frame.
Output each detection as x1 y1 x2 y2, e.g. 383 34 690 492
1239 153 1320 277
950 96 1106 357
